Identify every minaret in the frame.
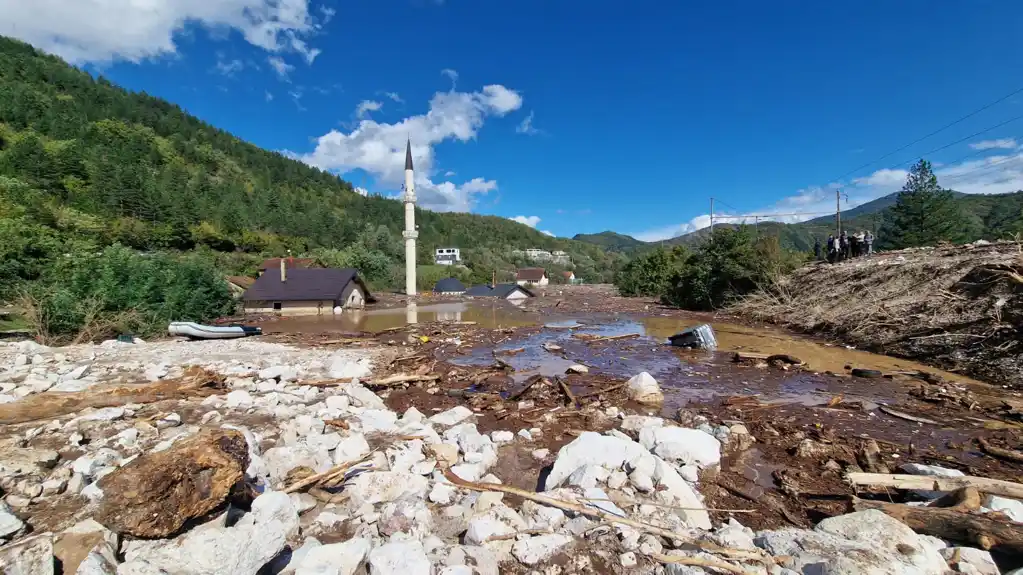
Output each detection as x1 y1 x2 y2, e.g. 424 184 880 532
402 139 418 296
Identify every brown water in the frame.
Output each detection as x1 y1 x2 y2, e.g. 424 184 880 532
259 302 535 333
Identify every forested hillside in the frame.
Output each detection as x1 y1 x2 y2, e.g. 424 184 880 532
0 35 625 301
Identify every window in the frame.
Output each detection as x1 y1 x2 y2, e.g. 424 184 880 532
273 302 282 311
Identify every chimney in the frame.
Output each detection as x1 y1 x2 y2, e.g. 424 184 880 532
280 258 286 283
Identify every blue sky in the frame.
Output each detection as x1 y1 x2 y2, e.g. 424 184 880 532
5 1 1023 240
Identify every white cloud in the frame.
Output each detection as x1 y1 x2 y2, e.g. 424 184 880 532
541 230 555 237
441 68 459 86
213 56 243 76
265 91 273 101
383 92 403 103
268 56 294 80
296 82 523 212
354 187 369 197
0 0 323 65
632 149 1023 242
969 138 1018 151
355 100 383 119
516 111 539 135
444 170 456 177
511 215 541 228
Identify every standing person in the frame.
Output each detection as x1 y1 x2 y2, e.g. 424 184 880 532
865 231 874 254
814 237 822 261
826 235 836 263
840 230 850 261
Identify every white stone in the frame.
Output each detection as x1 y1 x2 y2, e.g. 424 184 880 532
449 463 484 482
356 409 398 434
0 501 24 538
984 494 1023 523
566 465 610 489
401 406 425 424
334 433 371 465
339 381 386 410
324 395 350 412
565 364 588 374
289 493 317 514
294 537 370 575
649 427 721 468
155 413 182 429
521 500 566 531
531 449 549 461
263 445 331 485
517 429 533 441
626 372 663 404
546 432 710 529
512 533 572 565
72 449 122 478
619 552 637 568
490 430 514 444
464 503 528 545
328 356 372 380
226 390 254 408
607 470 628 490
76 542 118 575
144 364 169 381
258 366 297 382
0 532 53 574
900 463 966 478
430 482 457 505
13 354 28 368
430 406 474 426
345 471 429 507
369 540 431 575
629 470 654 492
66 407 125 428
60 364 91 382
620 415 664 434
941 547 1000 575
306 432 341 452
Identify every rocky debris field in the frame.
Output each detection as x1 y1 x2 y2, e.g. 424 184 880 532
0 330 1021 575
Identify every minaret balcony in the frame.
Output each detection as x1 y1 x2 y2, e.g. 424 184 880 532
404 193 417 203
402 230 419 240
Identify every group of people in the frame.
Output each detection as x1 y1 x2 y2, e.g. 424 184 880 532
814 230 873 263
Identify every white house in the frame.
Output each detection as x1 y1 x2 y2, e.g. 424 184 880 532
435 248 461 266
516 268 549 286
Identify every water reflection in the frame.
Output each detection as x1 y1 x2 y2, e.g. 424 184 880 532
259 301 536 334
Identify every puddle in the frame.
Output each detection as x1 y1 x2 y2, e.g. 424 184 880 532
259 302 536 334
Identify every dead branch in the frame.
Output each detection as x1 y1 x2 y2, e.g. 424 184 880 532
442 469 772 565
977 438 1023 463
846 472 1023 499
557 377 578 408
283 454 373 493
649 553 751 575
878 406 939 425
367 373 440 387
507 375 546 401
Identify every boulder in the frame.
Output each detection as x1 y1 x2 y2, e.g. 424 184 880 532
756 510 947 575
545 432 710 529
984 494 1023 523
293 537 370 575
0 532 53 575
95 429 249 538
431 406 474 426
368 540 431 575
941 547 1000 575
264 445 331 485
118 491 293 575
0 500 25 538
512 534 573 565
648 427 721 468
74 542 118 575
464 503 528 545
339 381 386 410
626 372 663 404
334 433 371 465
345 471 429 507
328 356 372 380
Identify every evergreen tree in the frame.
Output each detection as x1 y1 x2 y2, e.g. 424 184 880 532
879 159 977 249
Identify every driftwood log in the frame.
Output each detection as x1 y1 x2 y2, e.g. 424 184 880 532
852 488 1023 559
846 472 1023 499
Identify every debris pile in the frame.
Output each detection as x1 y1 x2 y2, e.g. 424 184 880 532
0 328 1020 575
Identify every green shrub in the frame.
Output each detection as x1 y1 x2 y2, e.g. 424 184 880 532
613 246 690 297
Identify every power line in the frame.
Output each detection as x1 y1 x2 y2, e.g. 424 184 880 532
833 84 1023 182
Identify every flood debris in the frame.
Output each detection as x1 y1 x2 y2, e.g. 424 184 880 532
668 323 718 350
96 429 250 538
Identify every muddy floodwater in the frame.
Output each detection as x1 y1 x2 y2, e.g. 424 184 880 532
259 301 536 333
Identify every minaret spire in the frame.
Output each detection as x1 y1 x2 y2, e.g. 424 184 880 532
402 138 418 296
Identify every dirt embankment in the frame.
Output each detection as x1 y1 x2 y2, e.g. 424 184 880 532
732 242 1023 388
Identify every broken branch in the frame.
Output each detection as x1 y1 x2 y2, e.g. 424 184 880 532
878 406 940 425
977 438 1023 463
846 472 1023 499
649 553 751 575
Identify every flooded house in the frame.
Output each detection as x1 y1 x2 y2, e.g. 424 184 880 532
464 283 534 303
257 257 317 277
242 263 374 315
225 275 255 297
516 267 549 287
433 277 467 295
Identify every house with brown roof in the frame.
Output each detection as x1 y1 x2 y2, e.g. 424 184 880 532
225 275 256 297
515 267 549 287
257 258 317 276
242 267 374 315
562 271 576 284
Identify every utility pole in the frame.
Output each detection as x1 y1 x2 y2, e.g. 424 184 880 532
709 197 715 232
835 189 842 237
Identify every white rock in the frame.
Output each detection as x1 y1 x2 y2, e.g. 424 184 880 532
430 482 457 505
72 449 122 478
626 372 663 404
450 463 485 483
565 364 588 374
338 381 385 410
60 364 91 382
289 493 318 514
258 366 297 382
41 478 67 496
324 395 350 412
294 537 370 575
490 430 514 444
430 406 474 426
0 501 24 538
521 500 566 531
312 512 348 530
144 364 169 381
900 463 965 478
620 415 664 434
607 470 628 490
628 470 654 492
984 494 1023 523
531 449 549 461
649 427 721 468
619 552 637 568
546 432 710 529
512 533 572 565
345 471 429 507
401 406 425 424
941 547 1000 575
226 390 254 408
328 356 372 380
306 432 341 452
0 532 53 574
517 429 533 441
356 409 398 434
465 503 528 545
566 465 610 489
155 413 182 429
66 407 125 428
263 445 331 485
369 540 431 575
13 353 28 368
333 433 371 465
75 542 118 575
439 567 473 575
